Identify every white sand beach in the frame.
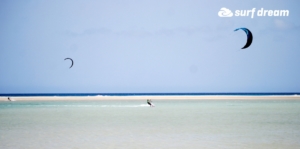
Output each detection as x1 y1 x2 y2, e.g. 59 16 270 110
1 95 300 101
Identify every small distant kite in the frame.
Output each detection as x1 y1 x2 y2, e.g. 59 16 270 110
64 58 73 68
234 28 253 49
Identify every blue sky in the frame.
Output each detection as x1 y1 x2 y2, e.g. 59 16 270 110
0 0 300 93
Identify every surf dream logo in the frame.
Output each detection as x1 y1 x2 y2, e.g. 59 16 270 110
218 8 233 17
218 7 289 18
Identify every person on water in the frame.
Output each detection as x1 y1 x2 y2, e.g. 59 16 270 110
147 99 154 107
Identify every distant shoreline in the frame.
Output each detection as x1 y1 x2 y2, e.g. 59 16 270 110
1 93 300 97
1 95 300 101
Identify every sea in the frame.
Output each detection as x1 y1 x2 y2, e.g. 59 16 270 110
0 93 300 149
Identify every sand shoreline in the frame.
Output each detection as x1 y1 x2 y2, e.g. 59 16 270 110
1 95 300 101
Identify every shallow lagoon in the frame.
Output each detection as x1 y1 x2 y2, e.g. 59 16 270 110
1 100 300 149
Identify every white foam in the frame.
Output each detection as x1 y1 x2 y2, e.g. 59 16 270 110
101 104 150 108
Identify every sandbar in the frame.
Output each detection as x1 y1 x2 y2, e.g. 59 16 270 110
1 95 300 101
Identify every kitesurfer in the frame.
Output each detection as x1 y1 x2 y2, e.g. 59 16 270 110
7 97 15 101
147 99 154 107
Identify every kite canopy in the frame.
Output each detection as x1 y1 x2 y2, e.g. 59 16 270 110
64 58 73 68
234 28 253 49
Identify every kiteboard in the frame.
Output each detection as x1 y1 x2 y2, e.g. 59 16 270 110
150 103 155 107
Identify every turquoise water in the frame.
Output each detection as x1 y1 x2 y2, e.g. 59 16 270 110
1 100 300 149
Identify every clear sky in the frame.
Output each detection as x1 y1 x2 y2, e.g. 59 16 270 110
1 0 300 93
